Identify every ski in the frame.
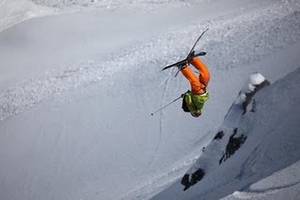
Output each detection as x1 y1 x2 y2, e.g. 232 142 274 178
161 51 206 71
162 28 209 71
187 28 209 58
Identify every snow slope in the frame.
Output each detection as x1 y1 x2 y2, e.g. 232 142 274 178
0 0 53 32
0 0 193 32
151 69 300 200
0 0 300 200
223 160 300 200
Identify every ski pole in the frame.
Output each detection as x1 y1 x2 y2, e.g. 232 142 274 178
150 93 186 116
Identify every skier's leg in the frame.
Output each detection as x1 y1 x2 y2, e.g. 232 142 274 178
181 65 202 95
191 57 210 86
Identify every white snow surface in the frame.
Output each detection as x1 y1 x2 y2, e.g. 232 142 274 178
0 0 53 32
0 0 300 200
31 0 193 9
0 0 194 32
236 73 266 104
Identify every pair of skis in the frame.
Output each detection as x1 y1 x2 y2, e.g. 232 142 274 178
162 28 209 73
151 28 209 116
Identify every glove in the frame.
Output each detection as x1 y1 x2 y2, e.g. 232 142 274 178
181 90 190 98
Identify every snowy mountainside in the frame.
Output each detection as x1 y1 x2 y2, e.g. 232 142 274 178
151 68 300 200
0 0 300 200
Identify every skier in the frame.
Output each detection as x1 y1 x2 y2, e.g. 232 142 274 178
152 28 210 117
179 56 210 117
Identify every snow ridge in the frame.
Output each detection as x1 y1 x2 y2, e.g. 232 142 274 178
0 0 193 33
30 0 193 9
151 68 300 200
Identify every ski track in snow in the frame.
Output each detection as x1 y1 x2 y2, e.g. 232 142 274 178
148 75 170 167
1 1 299 123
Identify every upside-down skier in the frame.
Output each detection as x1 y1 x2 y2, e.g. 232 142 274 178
151 28 210 117
179 56 210 117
